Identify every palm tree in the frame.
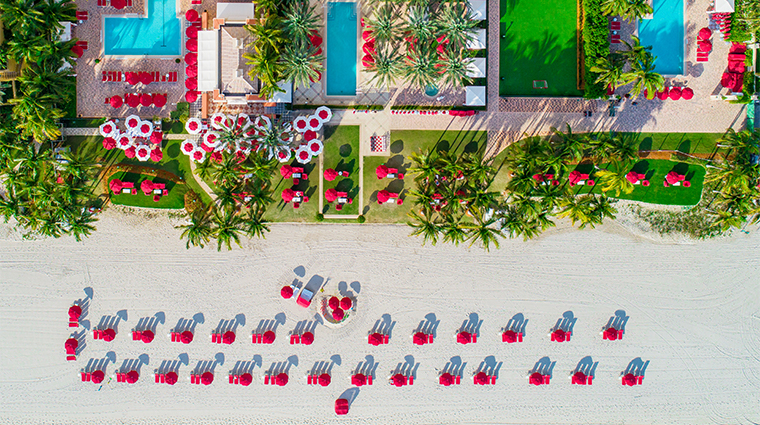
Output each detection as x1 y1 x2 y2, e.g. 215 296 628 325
243 184 274 214
595 161 634 196
243 209 270 239
365 4 399 47
19 63 76 103
215 184 240 211
212 206 244 251
557 195 596 228
624 54 664 99
280 44 322 89
601 0 652 21
6 35 46 65
592 195 618 222
403 46 439 89
717 129 760 154
39 0 76 32
436 2 477 51
589 55 627 92
408 148 441 183
405 5 436 44
552 124 587 162
366 48 402 89
67 211 97 242
440 213 471 245
407 209 440 245
606 135 638 162
246 16 285 54
254 118 293 160
438 53 472 88
0 0 45 38
710 209 746 232
282 0 319 47
621 36 649 63
177 205 214 249
467 211 502 251
244 48 285 98
0 193 21 222
59 149 98 184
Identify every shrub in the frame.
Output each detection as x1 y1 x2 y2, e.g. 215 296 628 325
582 0 609 99
184 190 204 214
171 102 190 123
316 213 324 222
357 215 366 223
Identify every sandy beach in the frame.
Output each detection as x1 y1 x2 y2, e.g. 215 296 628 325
0 210 758 425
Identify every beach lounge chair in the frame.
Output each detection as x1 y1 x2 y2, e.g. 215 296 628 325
587 376 593 385
610 22 620 31
229 374 235 384
155 372 161 383
490 376 496 384
264 375 269 384
383 335 389 344
428 334 434 343
76 11 88 21
455 375 460 385
471 334 477 343
409 376 414 385
544 375 550 384
637 376 643 385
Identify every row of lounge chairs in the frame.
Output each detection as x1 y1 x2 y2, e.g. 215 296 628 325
102 71 179 83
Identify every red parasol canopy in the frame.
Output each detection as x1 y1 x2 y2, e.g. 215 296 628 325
103 137 117 150
279 164 293 178
657 87 669 100
239 373 253 386
149 131 163 144
623 373 637 386
201 371 214 385
377 190 390 203
332 308 345 321
340 297 352 310
110 96 123 108
301 331 314 345
698 27 712 40
91 370 105 383
318 373 331 387
125 146 136 158
150 148 163 162
281 188 296 202
376 164 389 179
681 87 694 100
153 93 167 108
141 180 155 194
413 332 427 345
71 45 84 58
275 373 288 386
185 52 197 65
529 372 544 386
335 398 349 415
572 372 587 385
721 72 739 89
698 40 712 52
165 371 178 385
180 330 193 344
185 77 198 90
186 25 198 39
141 329 155 343
126 72 139 85
310 33 323 47
263 330 275 344
222 331 236 344
502 330 517 343
140 71 153 85
304 129 317 141
352 373 366 386
185 90 199 102
362 30 374 42
111 0 125 9
102 328 116 342
456 331 471 344
552 329 566 342
439 372 453 386
68 305 82 320
392 374 406 387
604 327 618 340
324 168 337 181
328 296 340 309
186 38 198 52
185 9 199 21
474 371 488 385
125 94 140 108
368 332 383 346
138 93 151 106
65 338 78 350
669 87 682 100
281 286 294 298
325 188 338 202
185 65 198 78
109 179 123 193
126 370 139 383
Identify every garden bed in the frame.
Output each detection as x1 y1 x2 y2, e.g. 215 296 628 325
321 126 360 216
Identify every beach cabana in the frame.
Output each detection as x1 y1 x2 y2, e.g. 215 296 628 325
335 398 349 415
465 86 486 106
468 0 486 20
466 58 486 78
467 29 487 50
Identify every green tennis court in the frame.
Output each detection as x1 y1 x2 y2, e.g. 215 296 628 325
499 0 582 97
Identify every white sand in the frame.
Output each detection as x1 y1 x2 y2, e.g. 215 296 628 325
0 210 759 425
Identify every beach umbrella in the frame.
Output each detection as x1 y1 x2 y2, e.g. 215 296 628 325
185 65 198 78
186 38 198 52
362 30 374 42
308 139 323 156
474 372 488 385
281 188 295 202
362 55 374 68
185 9 199 21
352 373 366 386
529 372 544 386
68 305 82 320
263 330 276 344
376 165 389 179
368 332 383 346
682 87 694 100
99 121 117 137
502 330 517 343
185 52 197 65
623 373 637 386
71 45 83 58
110 95 123 108
139 121 153 137
328 296 340 309
303 129 317 142
125 146 136 158
186 25 198 39
126 72 139 85
698 27 712 40
180 330 194 344
141 180 155 194
91 370 105 384
377 190 390 204
324 168 337 181
222 331 236 344
669 87 682 100
191 148 206 162
102 328 116 342
236 114 251 130
138 93 151 107
275 373 288 386
413 332 427 345
201 371 214 385
109 179 123 193
65 338 78 350
210 113 226 129
307 115 322 131
277 149 292 163
309 32 323 47
126 94 140 107
254 115 272 130
325 189 338 203
185 77 198 90
165 371 178 385
279 164 294 178
239 373 253 386
103 137 116 150
209 151 223 163
604 327 619 340
314 373 330 387
135 146 150 162
125 115 140 131
203 131 220 147
181 139 196 155
185 90 199 102
392 374 406 387
111 0 125 9
626 171 640 184
153 93 167 108
698 40 712 52
295 146 312 164
141 329 155 343
552 329 567 342
126 370 139 384
301 331 314 345
315 105 332 123
340 297 352 310
721 72 737 88
140 72 153 85
666 171 682 185
293 116 309 133
150 131 163 144
185 118 202 134
456 331 471 344
281 285 294 298
439 372 453 386
657 87 669 100
335 398 349 415
332 308 345 321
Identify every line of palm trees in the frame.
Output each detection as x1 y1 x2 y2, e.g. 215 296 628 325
601 0 653 22
590 36 664 99
365 0 479 90
243 0 322 98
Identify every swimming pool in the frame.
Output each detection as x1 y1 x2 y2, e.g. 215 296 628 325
104 0 181 56
326 2 357 96
638 0 684 75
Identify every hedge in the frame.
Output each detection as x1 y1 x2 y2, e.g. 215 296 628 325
582 0 609 99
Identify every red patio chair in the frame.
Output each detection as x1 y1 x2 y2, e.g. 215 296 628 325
293 202 300 209
383 335 389 344
368 375 373 385
490 376 496 384
544 375 550 384
455 375 461 385
264 375 269 385
409 376 414 385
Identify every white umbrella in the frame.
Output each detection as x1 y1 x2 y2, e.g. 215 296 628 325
315 106 332 123
307 115 323 132
254 115 272 130
236 140 253 156
276 148 292 163
307 139 324 156
292 116 309 133
235 113 251 131
210 113 226 130
125 115 141 132
135 145 151 162
295 145 312 164
138 121 153 138
204 131 221 148
181 139 196 156
185 117 203 134
190 147 207 163
99 121 117 138
116 134 133 150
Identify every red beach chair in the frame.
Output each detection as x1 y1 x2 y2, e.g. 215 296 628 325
428 334 434 343
383 335 389 344
471 334 477 343
490 376 496 384
587 376 593 385
544 375 550 384
637 376 643 385
132 330 142 341
409 376 414 385
367 375 373 385
264 375 269 385
455 375 461 385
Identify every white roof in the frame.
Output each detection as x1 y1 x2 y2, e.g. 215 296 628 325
269 81 292 103
466 58 486 78
469 0 486 20
197 30 219 92
713 0 734 12
465 86 486 106
467 29 487 50
217 3 255 21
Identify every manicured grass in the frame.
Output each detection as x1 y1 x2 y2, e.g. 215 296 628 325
616 132 724 155
499 0 582 97
266 161 319 222
109 171 187 209
574 159 706 206
321 125 360 216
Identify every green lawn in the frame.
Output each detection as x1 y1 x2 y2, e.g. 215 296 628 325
574 159 706 206
616 132 724 155
321 126 360 216
266 161 319 222
499 0 582 97
109 171 187 209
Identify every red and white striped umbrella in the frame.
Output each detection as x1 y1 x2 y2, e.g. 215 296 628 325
190 147 206 163
99 121 117 138
210 113 226 130
116 134 133 150
138 121 153 138
254 115 271 130
307 115 323 132
204 131 221 148
307 139 323 156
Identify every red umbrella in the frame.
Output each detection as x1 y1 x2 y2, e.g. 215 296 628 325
439 372 453 386
165 371 178 385
141 329 155 343
623 373 637 386
669 87 682 100
222 331 236 344
328 296 340 309
572 372 587 385
325 188 338 202
304 129 317 141
153 93 167 108
352 373 366 386
552 329 566 342
186 25 198 38
71 45 84 58
186 65 197 78
201 371 214 385
698 40 712 52
109 179 123 193
239 373 253 386
141 180 155 194
280 164 293 178
376 165 389 179
362 30 374 42
413 332 427 345
657 87 669 100
180 330 193 344
150 148 163 162
281 188 295 202
126 94 140 108
126 370 139 383
263 330 276 344
126 72 139 85
275 373 288 386
185 77 197 90
310 33 323 47
392 374 406 387
529 372 544 386
185 90 199 102
332 308 345 321
626 171 640 184
110 95 123 108
474 371 488 385
604 327 618 340
125 146 137 158
340 297 352 310
139 93 152 106
65 338 78 350
102 328 116 342
185 9 199 21
721 72 738 88
324 168 337 181
318 373 331 387
103 137 116 150
502 330 517 343
682 87 694 100
698 27 712 40
368 332 383 346
140 72 153 85
68 305 82 320
281 286 294 298
335 398 349 415
149 131 163 144
457 331 471 344
297 332 313 346
377 190 390 203
186 39 198 52
185 52 197 65
91 370 105 384
111 0 125 9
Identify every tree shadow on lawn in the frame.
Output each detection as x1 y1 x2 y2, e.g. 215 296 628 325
336 158 356 175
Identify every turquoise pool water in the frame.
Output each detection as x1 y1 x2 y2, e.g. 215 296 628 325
638 0 684 75
326 2 357 96
104 0 180 56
